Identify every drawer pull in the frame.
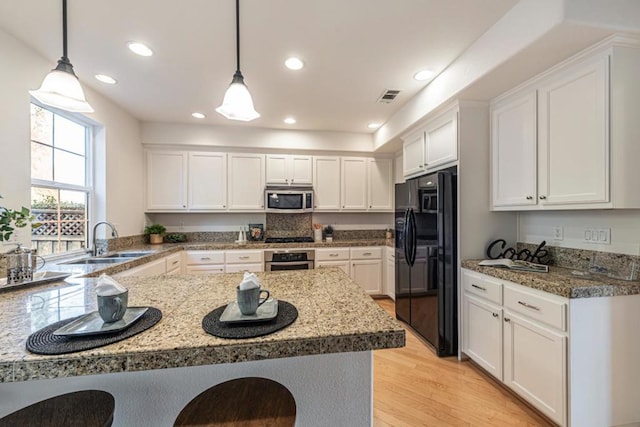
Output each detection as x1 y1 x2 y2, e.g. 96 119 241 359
201 257 211 261
329 253 339 257
363 252 372 256
504 317 511 322
471 284 487 291
172 261 179 265
518 301 540 311
239 256 250 259
492 313 499 318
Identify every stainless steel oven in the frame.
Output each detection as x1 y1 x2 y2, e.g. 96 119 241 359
264 249 315 271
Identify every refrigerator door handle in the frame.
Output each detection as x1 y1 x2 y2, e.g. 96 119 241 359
409 208 417 266
403 208 410 266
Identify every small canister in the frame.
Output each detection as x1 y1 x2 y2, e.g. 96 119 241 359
6 244 33 284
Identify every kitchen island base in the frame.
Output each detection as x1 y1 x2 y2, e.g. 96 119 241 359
0 350 372 427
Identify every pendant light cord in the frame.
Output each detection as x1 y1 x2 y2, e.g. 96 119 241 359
235 0 240 73
62 0 68 60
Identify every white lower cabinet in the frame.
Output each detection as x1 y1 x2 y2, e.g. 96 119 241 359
316 260 350 276
350 247 383 295
316 247 350 276
461 269 567 426
225 250 263 273
114 258 168 278
384 247 395 300
165 252 183 275
184 250 225 274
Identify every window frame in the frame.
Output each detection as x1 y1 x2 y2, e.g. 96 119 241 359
30 100 94 261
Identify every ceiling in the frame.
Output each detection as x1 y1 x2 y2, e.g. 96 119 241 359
0 0 518 134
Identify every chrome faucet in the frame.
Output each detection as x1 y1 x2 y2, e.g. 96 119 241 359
92 221 119 256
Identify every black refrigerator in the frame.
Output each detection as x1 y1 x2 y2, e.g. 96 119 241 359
395 167 457 357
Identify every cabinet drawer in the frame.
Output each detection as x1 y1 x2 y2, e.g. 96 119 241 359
462 270 502 305
503 283 567 331
225 250 263 264
350 247 382 260
225 263 263 273
186 265 225 274
165 253 182 271
185 251 225 265
316 248 350 261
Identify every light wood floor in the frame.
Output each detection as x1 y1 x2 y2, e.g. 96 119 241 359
373 298 553 427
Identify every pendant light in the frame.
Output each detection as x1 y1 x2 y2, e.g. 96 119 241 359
30 0 94 113
216 0 260 121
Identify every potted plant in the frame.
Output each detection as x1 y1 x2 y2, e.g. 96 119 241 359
144 224 166 244
323 225 334 243
0 206 40 242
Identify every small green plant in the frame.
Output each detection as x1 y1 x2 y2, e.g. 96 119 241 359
323 224 334 236
144 224 166 235
0 207 40 242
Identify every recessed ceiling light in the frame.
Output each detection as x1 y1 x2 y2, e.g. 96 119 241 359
367 123 381 129
127 42 153 57
284 57 304 70
94 74 117 84
192 112 206 119
284 117 297 125
413 69 435 81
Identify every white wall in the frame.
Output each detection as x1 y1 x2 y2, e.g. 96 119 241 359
142 122 374 153
0 28 144 244
518 210 640 256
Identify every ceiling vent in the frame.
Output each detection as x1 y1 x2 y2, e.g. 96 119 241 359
377 89 401 103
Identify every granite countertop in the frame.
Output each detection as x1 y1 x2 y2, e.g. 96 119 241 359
462 259 640 299
0 268 404 383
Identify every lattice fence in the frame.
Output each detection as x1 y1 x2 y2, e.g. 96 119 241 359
31 209 86 236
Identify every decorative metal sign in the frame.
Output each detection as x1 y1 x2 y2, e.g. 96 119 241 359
486 239 550 265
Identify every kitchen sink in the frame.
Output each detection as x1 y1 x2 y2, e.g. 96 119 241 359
104 251 155 258
61 257 132 265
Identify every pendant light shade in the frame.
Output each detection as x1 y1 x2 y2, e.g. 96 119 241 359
30 0 93 113
216 0 259 121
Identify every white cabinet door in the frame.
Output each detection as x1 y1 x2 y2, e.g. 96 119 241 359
385 248 395 300
316 260 350 276
146 151 187 210
351 259 382 294
266 155 312 186
313 156 341 210
228 154 265 210
462 293 503 380
402 131 426 178
188 152 227 210
341 157 367 210
424 109 458 170
503 310 566 426
367 158 393 211
491 91 538 208
289 155 313 185
265 154 289 185
537 54 609 206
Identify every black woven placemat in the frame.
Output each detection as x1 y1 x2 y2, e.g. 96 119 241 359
202 300 298 339
26 307 162 355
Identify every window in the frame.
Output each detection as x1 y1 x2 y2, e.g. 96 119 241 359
30 103 91 257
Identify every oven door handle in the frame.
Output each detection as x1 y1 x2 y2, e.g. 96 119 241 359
265 261 314 269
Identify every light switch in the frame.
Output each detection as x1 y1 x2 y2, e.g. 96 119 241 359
584 230 592 241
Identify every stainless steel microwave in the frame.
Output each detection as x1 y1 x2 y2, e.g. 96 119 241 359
265 188 314 213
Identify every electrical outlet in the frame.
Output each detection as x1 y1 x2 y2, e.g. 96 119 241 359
553 226 564 241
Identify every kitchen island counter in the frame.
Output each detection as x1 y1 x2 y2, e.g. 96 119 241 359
0 268 404 426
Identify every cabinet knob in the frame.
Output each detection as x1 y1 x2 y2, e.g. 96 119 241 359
291 179 294 183
539 195 546 200
526 196 533 200
223 205 226 208
183 205 186 208
492 313 498 318
504 317 511 322
369 205 372 208
285 179 289 183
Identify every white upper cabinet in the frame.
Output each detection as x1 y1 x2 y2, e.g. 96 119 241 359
341 157 368 210
266 154 312 186
146 151 187 210
188 152 227 210
228 153 265 210
313 156 341 210
491 92 538 207
491 40 640 211
402 105 458 178
537 54 609 206
367 158 393 210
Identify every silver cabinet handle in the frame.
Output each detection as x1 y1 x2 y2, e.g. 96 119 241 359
518 301 540 311
239 256 250 259
492 313 499 318
172 260 179 265
471 284 486 291
539 195 547 200
201 257 211 261
504 317 511 322
329 253 339 257
526 196 533 200
363 252 372 256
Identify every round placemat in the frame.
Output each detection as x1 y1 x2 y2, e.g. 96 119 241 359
202 300 298 339
26 307 162 355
